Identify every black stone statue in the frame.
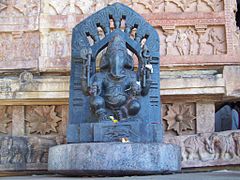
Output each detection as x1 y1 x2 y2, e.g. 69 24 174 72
67 3 162 143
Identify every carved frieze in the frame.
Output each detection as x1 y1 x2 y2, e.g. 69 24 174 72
0 0 40 31
162 103 196 135
0 106 12 134
45 0 94 15
0 0 40 16
165 130 240 168
0 32 39 69
40 31 71 70
26 106 62 135
108 0 224 14
157 26 226 56
0 136 64 166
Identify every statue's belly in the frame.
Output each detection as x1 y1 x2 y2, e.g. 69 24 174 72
104 86 127 108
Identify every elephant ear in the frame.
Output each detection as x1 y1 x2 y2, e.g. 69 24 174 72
124 54 134 70
99 54 109 71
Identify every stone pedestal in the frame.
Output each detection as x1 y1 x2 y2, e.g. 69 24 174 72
48 143 181 176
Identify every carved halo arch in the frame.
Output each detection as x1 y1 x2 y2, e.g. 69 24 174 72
72 2 160 74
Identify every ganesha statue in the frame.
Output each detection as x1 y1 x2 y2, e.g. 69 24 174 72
80 35 151 122
67 3 162 143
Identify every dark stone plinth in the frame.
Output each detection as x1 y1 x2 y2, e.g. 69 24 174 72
48 143 181 176
68 121 162 143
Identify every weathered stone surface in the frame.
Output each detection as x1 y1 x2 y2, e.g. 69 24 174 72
223 66 240 98
0 71 225 100
196 102 215 133
48 143 181 175
0 0 238 72
0 74 69 100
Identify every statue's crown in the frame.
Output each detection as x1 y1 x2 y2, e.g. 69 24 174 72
106 35 127 54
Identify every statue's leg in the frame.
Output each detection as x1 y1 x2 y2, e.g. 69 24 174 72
126 99 141 116
89 96 107 121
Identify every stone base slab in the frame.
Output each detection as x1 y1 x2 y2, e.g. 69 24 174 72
48 142 181 176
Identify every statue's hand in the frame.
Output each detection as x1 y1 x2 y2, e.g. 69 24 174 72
88 84 98 96
131 81 141 96
79 47 92 60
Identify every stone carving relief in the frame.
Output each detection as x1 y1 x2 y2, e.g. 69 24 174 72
208 133 237 160
0 136 63 165
0 106 12 134
0 32 39 63
47 31 70 66
0 33 12 62
162 103 196 135
158 26 226 56
0 80 12 96
107 0 223 13
0 0 40 16
182 133 213 161
47 0 94 15
206 28 226 55
230 0 240 53
165 131 240 164
26 106 62 135
19 71 38 91
27 136 63 163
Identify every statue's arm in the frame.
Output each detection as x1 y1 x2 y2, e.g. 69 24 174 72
141 79 151 96
80 47 92 95
88 73 104 96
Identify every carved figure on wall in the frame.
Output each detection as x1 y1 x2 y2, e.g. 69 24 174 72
0 106 12 134
0 136 61 164
174 30 188 55
165 32 175 55
28 137 59 163
26 106 62 135
55 34 64 58
198 33 207 55
23 33 39 60
81 35 151 121
0 137 29 164
232 132 240 156
163 103 196 135
186 28 196 55
48 32 67 60
183 134 213 161
208 133 237 160
207 28 226 55
19 71 38 91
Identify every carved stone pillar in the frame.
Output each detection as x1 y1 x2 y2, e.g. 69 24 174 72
12 106 25 136
196 102 215 133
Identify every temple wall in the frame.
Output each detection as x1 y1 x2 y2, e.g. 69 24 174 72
0 0 240 172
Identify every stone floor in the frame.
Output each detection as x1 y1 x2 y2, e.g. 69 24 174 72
1 171 240 180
